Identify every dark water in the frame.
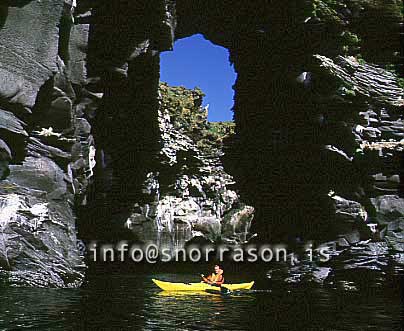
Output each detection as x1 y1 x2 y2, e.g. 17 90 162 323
1 265 403 331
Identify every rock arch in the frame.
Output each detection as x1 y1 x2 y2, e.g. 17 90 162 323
82 0 402 242
0 0 402 286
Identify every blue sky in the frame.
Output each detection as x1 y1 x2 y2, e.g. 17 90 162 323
160 34 237 122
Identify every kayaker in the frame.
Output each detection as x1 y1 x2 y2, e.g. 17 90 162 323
201 265 224 286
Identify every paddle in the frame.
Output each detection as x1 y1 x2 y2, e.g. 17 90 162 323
205 287 232 295
200 273 232 295
185 274 207 285
200 273 211 284
220 286 231 294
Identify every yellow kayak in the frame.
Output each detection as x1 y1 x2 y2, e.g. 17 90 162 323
152 279 254 291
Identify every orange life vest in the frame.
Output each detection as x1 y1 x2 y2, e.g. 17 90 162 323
208 271 224 285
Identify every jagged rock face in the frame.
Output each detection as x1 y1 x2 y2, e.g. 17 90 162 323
0 0 63 109
219 1 402 243
85 0 402 264
310 54 404 261
0 158 84 287
123 84 254 250
0 0 403 286
0 0 94 287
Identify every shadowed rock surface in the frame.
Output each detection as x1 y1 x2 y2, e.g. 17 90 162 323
0 0 403 286
122 83 254 251
0 0 92 287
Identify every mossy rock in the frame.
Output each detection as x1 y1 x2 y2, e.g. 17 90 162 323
159 82 235 149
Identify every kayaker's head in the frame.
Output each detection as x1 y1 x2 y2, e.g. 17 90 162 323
214 264 223 274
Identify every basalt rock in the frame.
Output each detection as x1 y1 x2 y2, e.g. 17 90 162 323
0 157 84 287
0 0 93 287
0 0 403 286
120 84 254 251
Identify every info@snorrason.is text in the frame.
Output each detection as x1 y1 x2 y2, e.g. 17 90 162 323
88 241 333 265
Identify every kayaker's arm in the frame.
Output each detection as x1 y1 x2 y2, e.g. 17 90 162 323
201 274 213 284
210 274 224 286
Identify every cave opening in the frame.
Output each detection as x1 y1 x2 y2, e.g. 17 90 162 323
160 34 237 123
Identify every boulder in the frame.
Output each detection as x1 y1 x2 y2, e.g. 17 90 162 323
0 139 11 161
222 205 254 241
193 217 221 239
0 108 28 137
0 0 64 108
371 195 404 220
0 156 84 287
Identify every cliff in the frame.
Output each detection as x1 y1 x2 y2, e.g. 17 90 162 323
0 0 403 286
123 83 253 251
0 1 93 286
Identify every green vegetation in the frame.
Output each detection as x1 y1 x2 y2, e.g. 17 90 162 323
159 82 206 132
159 82 235 149
310 1 364 56
342 31 360 46
355 54 366 65
341 31 361 56
203 121 235 147
382 64 404 89
311 0 344 24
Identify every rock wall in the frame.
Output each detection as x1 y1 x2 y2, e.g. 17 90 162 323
124 83 254 251
0 0 93 287
77 0 404 271
312 54 404 265
0 0 402 286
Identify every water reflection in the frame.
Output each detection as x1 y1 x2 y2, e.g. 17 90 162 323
148 287 256 331
157 290 219 297
0 270 402 330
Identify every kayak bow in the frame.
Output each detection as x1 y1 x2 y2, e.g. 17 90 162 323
152 279 254 291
